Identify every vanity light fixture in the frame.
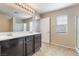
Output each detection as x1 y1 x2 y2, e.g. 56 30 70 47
14 3 35 14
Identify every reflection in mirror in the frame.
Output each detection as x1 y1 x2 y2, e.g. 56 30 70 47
0 3 40 33
15 17 33 32
0 3 40 32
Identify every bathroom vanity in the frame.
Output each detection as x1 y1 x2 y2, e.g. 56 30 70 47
0 32 41 56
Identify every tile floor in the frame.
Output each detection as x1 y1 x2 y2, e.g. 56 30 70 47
33 43 79 56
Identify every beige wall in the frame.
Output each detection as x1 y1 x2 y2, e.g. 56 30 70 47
41 4 79 48
16 19 24 23
23 18 32 23
15 17 32 23
0 13 10 32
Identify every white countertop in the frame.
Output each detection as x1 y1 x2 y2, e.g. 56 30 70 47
0 32 41 41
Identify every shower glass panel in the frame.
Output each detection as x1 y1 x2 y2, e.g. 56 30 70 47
76 16 79 49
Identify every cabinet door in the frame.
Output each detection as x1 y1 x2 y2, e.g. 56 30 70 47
0 45 1 56
1 37 25 56
25 35 33 56
34 34 41 52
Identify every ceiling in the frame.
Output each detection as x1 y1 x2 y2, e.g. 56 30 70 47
28 3 76 14
0 4 32 20
0 3 76 20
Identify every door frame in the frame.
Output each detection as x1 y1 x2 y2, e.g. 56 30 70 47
75 16 79 53
75 16 79 49
75 16 77 49
49 17 51 44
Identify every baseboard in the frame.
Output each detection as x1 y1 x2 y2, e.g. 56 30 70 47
75 47 79 54
42 42 79 54
42 42 50 44
50 43 75 49
42 42 75 49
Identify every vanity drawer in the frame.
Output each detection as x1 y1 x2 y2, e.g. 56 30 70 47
25 40 33 53
33 34 41 53
25 35 34 56
26 35 33 42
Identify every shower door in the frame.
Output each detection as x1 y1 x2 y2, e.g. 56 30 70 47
76 16 79 49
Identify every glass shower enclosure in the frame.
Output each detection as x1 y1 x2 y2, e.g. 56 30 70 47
76 16 79 51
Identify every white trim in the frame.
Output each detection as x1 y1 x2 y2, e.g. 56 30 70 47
75 16 77 49
42 42 76 49
51 43 75 49
75 47 79 54
75 16 79 54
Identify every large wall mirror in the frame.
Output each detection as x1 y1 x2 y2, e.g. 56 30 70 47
0 3 40 32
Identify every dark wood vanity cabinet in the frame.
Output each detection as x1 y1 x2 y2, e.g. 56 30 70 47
33 34 41 52
0 37 25 56
25 35 34 56
0 34 41 56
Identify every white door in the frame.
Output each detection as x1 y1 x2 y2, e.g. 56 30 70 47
40 17 50 43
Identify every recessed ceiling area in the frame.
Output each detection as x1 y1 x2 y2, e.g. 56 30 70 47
0 4 32 20
28 3 76 14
